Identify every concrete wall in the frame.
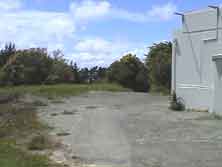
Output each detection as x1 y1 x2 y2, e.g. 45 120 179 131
172 7 222 113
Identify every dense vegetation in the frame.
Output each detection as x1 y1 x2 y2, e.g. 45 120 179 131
145 41 172 93
107 54 149 92
0 43 107 86
0 42 172 93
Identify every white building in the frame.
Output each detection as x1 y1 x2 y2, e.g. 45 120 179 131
172 6 222 113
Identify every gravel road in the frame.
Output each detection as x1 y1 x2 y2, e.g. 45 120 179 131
39 92 222 167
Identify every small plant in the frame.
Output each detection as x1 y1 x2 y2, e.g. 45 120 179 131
56 132 71 137
50 113 59 116
169 91 185 111
33 100 48 106
28 135 51 150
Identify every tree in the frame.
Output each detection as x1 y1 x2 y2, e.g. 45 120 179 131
71 61 80 83
79 68 89 83
46 50 74 84
107 53 149 92
145 41 172 92
97 67 107 80
0 43 16 68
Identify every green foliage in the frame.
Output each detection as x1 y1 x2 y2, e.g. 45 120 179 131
145 41 172 93
71 61 80 83
46 50 74 84
107 54 149 92
0 83 128 98
1 48 52 85
79 66 107 84
0 45 81 85
0 141 56 167
0 43 16 68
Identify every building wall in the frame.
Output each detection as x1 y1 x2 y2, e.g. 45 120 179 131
173 7 222 112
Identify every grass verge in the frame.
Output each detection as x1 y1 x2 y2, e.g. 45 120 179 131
0 140 59 167
0 83 129 98
0 96 60 167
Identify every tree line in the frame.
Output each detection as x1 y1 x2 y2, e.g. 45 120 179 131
0 41 172 93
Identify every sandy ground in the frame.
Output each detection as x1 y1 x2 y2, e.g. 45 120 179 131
39 92 222 167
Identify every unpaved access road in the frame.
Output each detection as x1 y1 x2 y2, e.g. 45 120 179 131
39 92 222 167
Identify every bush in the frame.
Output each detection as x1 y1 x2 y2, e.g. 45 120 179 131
170 91 185 111
0 48 52 85
107 54 149 92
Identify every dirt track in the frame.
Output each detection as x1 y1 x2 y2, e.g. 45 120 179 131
39 92 222 167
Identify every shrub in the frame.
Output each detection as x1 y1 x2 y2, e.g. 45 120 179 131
170 91 185 111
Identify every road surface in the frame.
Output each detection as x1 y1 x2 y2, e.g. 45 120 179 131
40 92 222 167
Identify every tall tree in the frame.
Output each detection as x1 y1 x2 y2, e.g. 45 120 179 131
108 53 149 92
145 41 172 92
0 43 16 67
71 61 80 83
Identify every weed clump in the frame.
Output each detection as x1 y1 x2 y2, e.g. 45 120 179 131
28 135 51 150
169 91 185 111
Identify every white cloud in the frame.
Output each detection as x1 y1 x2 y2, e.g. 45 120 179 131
70 0 111 22
71 37 147 67
124 47 149 61
148 3 177 21
0 10 75 49
75 38 112 54
111 2 177 22
70 0 177 23
0 0 22 11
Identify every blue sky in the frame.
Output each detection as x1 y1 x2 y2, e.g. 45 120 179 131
0 0 221 67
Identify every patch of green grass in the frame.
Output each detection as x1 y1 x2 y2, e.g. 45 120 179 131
32 100 48 106
0 83 129 98
149 85 170 95
187 109 209 113
28 135 52 151
0 141 59 167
